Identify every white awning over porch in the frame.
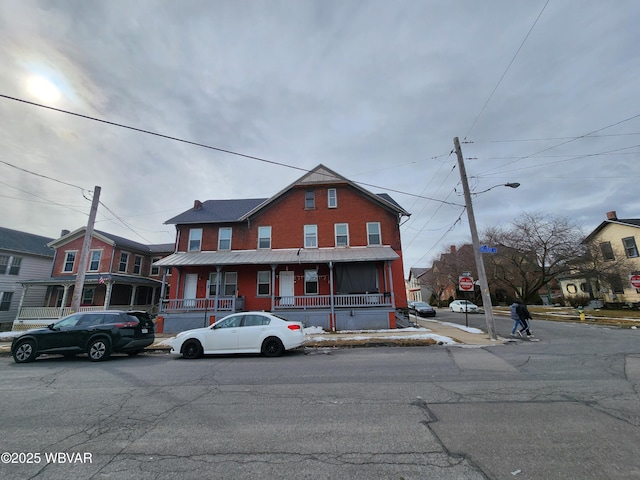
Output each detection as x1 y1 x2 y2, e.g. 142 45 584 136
153 246 399 267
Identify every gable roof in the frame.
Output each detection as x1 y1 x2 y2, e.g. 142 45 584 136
583 218 640 243
165 164 410 225
47 228 174 254
0 226 54 257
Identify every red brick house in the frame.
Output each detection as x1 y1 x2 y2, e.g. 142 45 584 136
154 165 410 332
12 228 173 330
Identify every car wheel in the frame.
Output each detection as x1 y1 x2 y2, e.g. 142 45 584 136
13 339 37 363
88 338 111 362
182 339 203 359
262 337 284 357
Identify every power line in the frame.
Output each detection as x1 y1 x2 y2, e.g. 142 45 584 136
464 0 550 140
0 93 463 207
0 158 87 191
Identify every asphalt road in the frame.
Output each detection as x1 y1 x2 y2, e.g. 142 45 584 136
1 311 639 479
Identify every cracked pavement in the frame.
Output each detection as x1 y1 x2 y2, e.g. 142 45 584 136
1 316 639 479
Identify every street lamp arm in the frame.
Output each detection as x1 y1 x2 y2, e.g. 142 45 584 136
472 182 520 196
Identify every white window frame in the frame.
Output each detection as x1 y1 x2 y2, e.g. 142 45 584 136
151 257 161 276
208 272 219 297
305 189 315 209
257 271 271 296
88 250 101 272
8 256 21 275
82 288 95 304
223 272 237 296
188 228 203 252
367 222 382 246
335 223 349 247
133 255 143 274
0 255 8 275
258 226 272 249
622 237 639 258
118 252 129 273
304 225 318 248
218 227 232 251
328 188 337 208
304 269 319 295
0 291 13 311
63 251 77 273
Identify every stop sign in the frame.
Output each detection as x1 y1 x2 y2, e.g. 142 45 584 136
630 275 640 289
459 276 474 291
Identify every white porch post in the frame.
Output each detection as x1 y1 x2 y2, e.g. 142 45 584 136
387 261 396 308
159 268 168 312
60 285 71 317
329 261 335 331
129 285 138 309
214 266 222 314
270 264 277 311
104 281 113 309
15 284 29 320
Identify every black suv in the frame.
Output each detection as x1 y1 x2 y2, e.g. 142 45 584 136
11 310 155 363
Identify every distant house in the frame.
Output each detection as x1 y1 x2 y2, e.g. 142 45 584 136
406 267 432 303
154 164 410 332
559 211 640 308
12 228 173 330
0 227 54 329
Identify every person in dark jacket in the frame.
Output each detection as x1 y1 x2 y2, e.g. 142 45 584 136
516 301 533 337
510 301 525 336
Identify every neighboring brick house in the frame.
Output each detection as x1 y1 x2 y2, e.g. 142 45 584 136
12 228 173 330
154 164 410 332
0 227 54 329
559 211 640 308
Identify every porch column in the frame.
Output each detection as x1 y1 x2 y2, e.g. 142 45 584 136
270 264 277 311
214 266 222 315
386 261 396 308
15 284 29 320
129 285 138 309
159 268 168 312
104 281 113 310
329 261 335 331
60 285 71 317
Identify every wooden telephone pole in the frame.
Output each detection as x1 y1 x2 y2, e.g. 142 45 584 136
70 186 101 312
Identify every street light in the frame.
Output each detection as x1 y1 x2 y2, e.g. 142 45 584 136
453 137 519 340
472 183 520 196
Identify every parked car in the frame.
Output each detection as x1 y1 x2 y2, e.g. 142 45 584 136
170 311 305 359
408 301 437 317
449 300 480 313
11 310 155 363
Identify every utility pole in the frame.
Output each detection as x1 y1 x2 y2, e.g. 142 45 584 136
453 138 497 340
70 186 101 312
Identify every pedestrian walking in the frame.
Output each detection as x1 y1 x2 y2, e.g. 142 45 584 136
510 301 525 336
516 301 533 337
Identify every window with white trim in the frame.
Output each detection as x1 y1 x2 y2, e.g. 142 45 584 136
82 288 95 304
328 188 337 208
367 222 382 246
88 251 101 272
0 255 8 274
133 255 143 274
304 225 318 248
304 270 319 295
188 228 202 252
218 227 232 250
258 226 271 249
335 223 349 247
151 258 161 276
0 291 13 311
118 252 129 272
257 271 271 296
223 272 237 296
63 251 77 273
622 237 639 258
208 272 219 296
305 189 315 209
8 256 21 275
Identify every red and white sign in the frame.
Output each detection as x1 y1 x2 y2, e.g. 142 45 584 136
630 275 640 289
459 276 474 291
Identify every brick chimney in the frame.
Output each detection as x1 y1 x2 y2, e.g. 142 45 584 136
450 245 456 254
606 211 617 221
193 200 203 211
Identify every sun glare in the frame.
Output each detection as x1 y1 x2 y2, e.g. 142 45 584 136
27 75 61 103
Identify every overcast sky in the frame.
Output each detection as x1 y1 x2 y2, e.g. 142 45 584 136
1 0 639 273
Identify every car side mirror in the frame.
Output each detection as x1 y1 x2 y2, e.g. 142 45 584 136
48 323 56 330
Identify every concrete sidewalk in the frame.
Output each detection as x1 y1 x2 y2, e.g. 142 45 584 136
0 318 505 356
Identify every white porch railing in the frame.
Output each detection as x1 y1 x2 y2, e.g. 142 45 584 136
275 293 390 310
160 297 236 313
17 304 157 320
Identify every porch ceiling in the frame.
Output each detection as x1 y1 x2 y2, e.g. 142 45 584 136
153 246 399 267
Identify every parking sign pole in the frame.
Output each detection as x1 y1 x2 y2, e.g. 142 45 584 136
454 138 498 340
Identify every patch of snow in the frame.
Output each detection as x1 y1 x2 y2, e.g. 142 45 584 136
439 322 484 334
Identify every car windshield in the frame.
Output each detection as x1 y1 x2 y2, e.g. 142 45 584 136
413 302 431 308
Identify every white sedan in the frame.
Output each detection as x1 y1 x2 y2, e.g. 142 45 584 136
170 311 305 359
449 300 480 313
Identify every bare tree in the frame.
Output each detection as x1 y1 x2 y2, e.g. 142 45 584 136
483 212 584 303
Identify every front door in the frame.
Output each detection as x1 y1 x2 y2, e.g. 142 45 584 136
279 271 294 306
184 273 198 308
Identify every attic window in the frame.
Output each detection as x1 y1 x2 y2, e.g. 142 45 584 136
305 190 315 209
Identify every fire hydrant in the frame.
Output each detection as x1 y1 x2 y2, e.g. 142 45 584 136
577 306 585 321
